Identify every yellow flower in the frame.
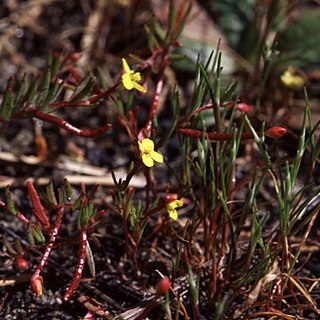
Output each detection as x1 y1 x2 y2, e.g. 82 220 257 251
280 67 305 90
138 138 163 167
121 58 147 93
166 200 183 220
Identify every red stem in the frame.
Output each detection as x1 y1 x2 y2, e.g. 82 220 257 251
87 82 120 104
25 109 111 138
144 76 164 133
31 206 64 283
143 53 168 135
177 127 286 140
48 100 90 108
0 200 35 227
63 229 87 301
194 102 236 114
177 128 255 141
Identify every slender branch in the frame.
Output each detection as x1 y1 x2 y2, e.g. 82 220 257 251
48 100 90 108
144 76 164 133
63 229 87 301
87 82 120 104
143 53 168 134
177 127 287 141
25 109 111 138
30 206 64 295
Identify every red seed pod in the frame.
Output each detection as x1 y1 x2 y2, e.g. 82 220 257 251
15 257 29 270
265 126 287 139
166 193 178 203
236 103 251 113
71 52 80 62
157 277 171 295
30 275 43 297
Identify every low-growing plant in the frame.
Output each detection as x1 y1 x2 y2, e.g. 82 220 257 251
1 1 320 319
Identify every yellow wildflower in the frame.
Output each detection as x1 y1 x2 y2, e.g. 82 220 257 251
138 138 163 167
121 58 147 93
280 67 306 90
166 199 183 220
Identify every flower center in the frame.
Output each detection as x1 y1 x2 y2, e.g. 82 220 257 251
131 72 141 82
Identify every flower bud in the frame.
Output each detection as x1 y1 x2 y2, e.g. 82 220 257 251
71 52 80 62
157 277 170 295
166 193 178 203
236 103 251 113
14 256 29 271
30 275 43 297
127 187 135 197
265 127 287 139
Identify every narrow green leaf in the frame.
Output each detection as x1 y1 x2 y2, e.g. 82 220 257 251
88 202 94 218
2 235 17 255
72 194 84 210
290 105 307 185
0 88 14 121
14 73 29 111
36 67 51 107
158 89 180 148
46 182 58 207
165 0 176 42
97 67 107 90
58 188 64 205
70 71 96 102
51 53 62 78
26 78 39 108
27 224 36 246
5 186 18 215
63 178 73 202
15 238 23 254
32 225 45 244
41 78 63 111
86 240 96 277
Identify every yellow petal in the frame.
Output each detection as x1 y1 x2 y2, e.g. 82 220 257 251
122 73 134 90
133 81 147 93
141 138 154 152
142 153 154 167
122 58 132 74
168 209 178 220
151 150 163 163
167 200 183 212
138 140 144 153
175 200 183 208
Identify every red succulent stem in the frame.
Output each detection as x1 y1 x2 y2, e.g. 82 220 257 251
27 181 50 227
192 102 249 115
24 109 111 138
48 100 90 108
144 76 164 133
143 52 168 135
30 206 64 287
63 229 87 301
87 82 120 104
142 48 162 68
177 127 287 140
